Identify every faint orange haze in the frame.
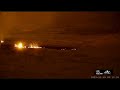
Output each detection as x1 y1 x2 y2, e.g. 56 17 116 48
0 12 56 39
0 12 120 41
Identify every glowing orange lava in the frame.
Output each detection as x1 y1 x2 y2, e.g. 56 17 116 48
14 42 24 49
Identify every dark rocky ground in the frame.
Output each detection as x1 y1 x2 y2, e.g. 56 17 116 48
0 33 120 79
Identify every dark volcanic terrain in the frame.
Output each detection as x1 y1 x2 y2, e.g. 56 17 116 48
0 33 120 78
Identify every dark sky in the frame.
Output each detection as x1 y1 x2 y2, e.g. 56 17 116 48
0 12 120 41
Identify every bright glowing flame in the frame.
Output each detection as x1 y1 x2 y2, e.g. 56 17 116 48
14 42 42 49
1 40 4 43
18 43 23 48
15 42 24 49
28 43 42 49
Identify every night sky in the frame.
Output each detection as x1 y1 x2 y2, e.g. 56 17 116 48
0 12 120 40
